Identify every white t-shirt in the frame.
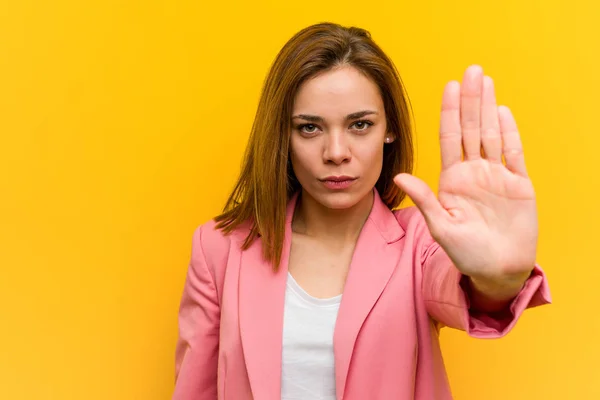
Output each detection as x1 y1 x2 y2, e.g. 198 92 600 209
281 272 342 400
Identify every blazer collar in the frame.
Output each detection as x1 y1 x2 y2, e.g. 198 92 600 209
238 188 405 400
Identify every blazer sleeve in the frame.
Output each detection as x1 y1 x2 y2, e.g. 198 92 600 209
173 225 220 399
422 238 552 338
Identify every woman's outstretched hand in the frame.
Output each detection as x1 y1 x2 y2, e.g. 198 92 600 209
394 65 537 297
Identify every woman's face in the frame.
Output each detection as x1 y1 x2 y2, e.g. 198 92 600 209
290 66 391 210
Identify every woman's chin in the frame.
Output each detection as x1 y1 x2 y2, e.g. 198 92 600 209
309 189 370 211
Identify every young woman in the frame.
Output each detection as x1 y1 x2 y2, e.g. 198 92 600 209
173 22 550 400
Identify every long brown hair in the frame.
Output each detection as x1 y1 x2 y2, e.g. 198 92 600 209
214 22 414 269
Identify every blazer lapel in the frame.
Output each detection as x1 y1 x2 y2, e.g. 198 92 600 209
238 193 299 400
333 189 405 399
238 189 404 400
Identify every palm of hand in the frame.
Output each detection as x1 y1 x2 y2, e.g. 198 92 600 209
394 66 538 280
436 159 537 278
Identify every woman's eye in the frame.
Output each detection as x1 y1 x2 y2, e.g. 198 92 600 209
299 124 318 134
352 120 373 131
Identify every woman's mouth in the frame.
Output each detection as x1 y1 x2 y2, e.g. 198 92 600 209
319 176 357 190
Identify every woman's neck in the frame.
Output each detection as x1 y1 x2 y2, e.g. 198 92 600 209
292 189 374 244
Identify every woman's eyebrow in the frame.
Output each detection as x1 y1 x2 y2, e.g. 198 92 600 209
292 110 378 122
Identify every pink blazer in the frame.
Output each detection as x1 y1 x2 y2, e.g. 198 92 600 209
173 190 550 399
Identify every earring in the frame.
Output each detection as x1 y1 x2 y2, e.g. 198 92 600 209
385 136 392 143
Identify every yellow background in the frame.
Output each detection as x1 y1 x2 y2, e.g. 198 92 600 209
1 0 598 399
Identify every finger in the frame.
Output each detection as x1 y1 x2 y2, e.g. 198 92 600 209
498 105 528 177
439 81 462 169
460 65 484 160
394 173 447 224
480 76 502 163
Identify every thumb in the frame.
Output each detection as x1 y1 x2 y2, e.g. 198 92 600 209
393 173 446 222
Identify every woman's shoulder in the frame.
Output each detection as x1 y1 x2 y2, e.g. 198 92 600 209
392 205 426 228
190 218 246 274
193 219 229 245
193 217 251 246
391 206 436 247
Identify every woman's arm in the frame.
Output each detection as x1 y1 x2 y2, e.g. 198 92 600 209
393 65 552 335
421 239 550 338
173 225 220 399
467 270 532 313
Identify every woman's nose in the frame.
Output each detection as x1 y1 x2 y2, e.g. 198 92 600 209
323 131 352 165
